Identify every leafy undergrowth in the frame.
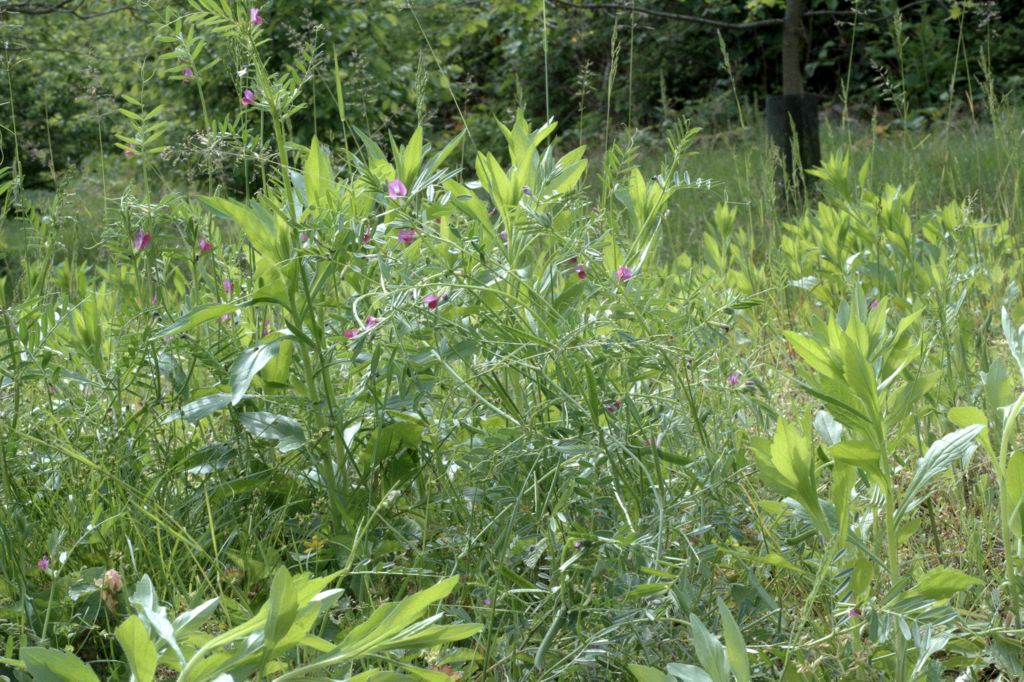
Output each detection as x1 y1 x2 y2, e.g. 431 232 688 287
2 6 1024 682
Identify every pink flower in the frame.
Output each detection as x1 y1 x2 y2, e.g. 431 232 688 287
362 231 372 244
868 299 879 310
198 238 213 254
365 315 380 328
616 265 633 282
133 229 151 251
396 229 417 246
124 147 136 158
250 7 264 25
423 294 439 310
37 555 50 571
344 328 358 339
299 232 309 243
387 179 407 198
182 67 194 83
220 313 233 323
151 294 158 305
568 256 577 264
241 89 255 106
102 569 123 594
223 278 235 293
727 371 741 387
575 266 586 280
262 320 272 336
606 400 622 414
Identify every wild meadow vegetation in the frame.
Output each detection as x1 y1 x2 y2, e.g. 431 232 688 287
2 1 1024 680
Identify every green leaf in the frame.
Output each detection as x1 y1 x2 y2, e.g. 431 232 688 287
200 196 277 257
910 566 983 600
665 662 714 682
153 303 239 338
172 597 219 638
163 393 233 424
116 616 158 682
716 599 750 682
128 575 184 665
229 339 284 405
21 648 100 682
752 418 827 534
628 664 675 682
688 613 729 682
264 566 299 650
238 412 306 452
304 136 336 207
896 425 983 525
1006 451 1024 537
829 441 885 490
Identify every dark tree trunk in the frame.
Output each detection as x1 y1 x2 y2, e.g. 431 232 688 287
767 0 821 204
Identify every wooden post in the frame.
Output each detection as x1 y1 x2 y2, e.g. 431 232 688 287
766 0 821 203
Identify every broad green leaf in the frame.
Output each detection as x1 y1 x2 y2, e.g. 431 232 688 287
752 418 827 534
116 616 158 682
200 196 277 257
229 339 283 405
688 613 729 682
896 425 982 525
264 566 299 650
172 597 219 638
21 648 100 682
829 441 885 490
665 663 714 682
629 664 675 682
910 566 983 600
716 599 750 682
163 393 232 424
1006 451 1024 537
238 412 306 452
154 303 239 338
129 575 185 665
304 136 335 207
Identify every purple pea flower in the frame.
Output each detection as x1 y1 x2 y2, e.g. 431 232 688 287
198 237 213 254
123 147 136 158
250 7 264 25
868 299 879 311
616 265 633 282
365 315 380 329
223 278 235 293
423 294 439 310
37 555 50 571
396 229 417 246
133 229 151 251
241 89 256 107
182 67 194 83
575 266 586 280
606 399 622 414
727 371 741 387
387 179 407 198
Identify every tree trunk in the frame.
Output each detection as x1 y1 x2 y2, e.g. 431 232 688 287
767 0 819 204
782 0 805 95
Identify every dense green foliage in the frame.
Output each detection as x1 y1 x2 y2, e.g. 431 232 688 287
3 1 1024 680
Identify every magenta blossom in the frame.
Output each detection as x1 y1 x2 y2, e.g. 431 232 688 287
423 294 439 310
37 555 50 571
124 147 136 158
387 179 407 198
575 266 586 280
616 265 633 282
220 313 233 323
483 597 492 606
727 371 741 387
223 278 235 293
250 7 264 25
198 238 213 254
362 231 372 244
344 328 358 339
365 315 381 328
396 229 417 246
133 229 151 251
241 89 256 106
182 67 194 83
299 232 309 243
868 299 879 311
606 400 622 414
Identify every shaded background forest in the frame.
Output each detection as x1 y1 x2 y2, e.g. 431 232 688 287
3 0 1022 190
